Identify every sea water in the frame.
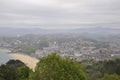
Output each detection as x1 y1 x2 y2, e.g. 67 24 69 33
0 50 14 65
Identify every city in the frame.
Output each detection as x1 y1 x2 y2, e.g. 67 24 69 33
0 31 120 61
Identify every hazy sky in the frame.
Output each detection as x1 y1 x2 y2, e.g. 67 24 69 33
0 0 120 29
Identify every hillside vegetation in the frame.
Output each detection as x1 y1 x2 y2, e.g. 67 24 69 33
0 53 120 80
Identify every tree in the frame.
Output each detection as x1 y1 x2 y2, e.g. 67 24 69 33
98 74 120 80
0 64 17 80
16 66 32 80
85 58 120 80
33 53 88 80
6 60 25 67
0 60 31 80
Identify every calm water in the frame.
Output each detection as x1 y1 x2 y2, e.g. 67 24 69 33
0 50 14 65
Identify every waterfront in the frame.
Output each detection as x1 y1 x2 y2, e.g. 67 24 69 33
10 53 39 70
0 50 14 65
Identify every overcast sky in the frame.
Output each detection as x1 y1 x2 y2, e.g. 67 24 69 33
0 0 120 29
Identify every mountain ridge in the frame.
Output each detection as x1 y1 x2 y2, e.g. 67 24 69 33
0 27 120 36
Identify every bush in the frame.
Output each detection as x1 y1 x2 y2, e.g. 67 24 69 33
33 53 88 80
98 74 120 80
0 60 31 80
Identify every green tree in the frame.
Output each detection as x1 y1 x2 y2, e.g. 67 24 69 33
98 74 120 80
0 60 31 80
33 53 88 80
20 45 38 54
16 66 32 80
0 64 17 80
85 58 120 80
6 60 25 67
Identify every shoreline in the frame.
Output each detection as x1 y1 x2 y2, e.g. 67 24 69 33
0 48 11 53
9 53 39 70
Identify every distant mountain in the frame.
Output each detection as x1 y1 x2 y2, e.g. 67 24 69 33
74 27 120 35
0 27 47 36
0 27 120 37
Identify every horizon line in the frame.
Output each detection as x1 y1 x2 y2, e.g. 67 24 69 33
0 26 119 30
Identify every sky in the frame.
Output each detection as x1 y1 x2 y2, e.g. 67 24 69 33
0 0 120 29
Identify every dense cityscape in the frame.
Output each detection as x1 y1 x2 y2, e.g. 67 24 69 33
0 31 120 61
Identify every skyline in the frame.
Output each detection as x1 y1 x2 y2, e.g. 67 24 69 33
0 0 120 29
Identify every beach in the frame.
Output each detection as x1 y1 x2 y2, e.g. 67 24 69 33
9 53 39 70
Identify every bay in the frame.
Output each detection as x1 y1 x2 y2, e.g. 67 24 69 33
0 50 14 65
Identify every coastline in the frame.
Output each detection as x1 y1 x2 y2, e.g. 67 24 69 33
0 48 11 53
9 53 39 70
0 49 14 65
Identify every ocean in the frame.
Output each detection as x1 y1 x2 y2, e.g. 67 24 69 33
0 50 14 65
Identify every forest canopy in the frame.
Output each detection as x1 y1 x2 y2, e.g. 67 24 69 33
0 53 120 80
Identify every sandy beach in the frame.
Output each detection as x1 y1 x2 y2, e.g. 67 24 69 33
9 53 39 70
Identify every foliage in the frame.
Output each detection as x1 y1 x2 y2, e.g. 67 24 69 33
0 55 120 80
85 58 120 80
17 66 32 80
0 60 31 80
6 59 25 67
20 45 39 54
98 74 120 80
0 64 17 80
33 53 88 80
